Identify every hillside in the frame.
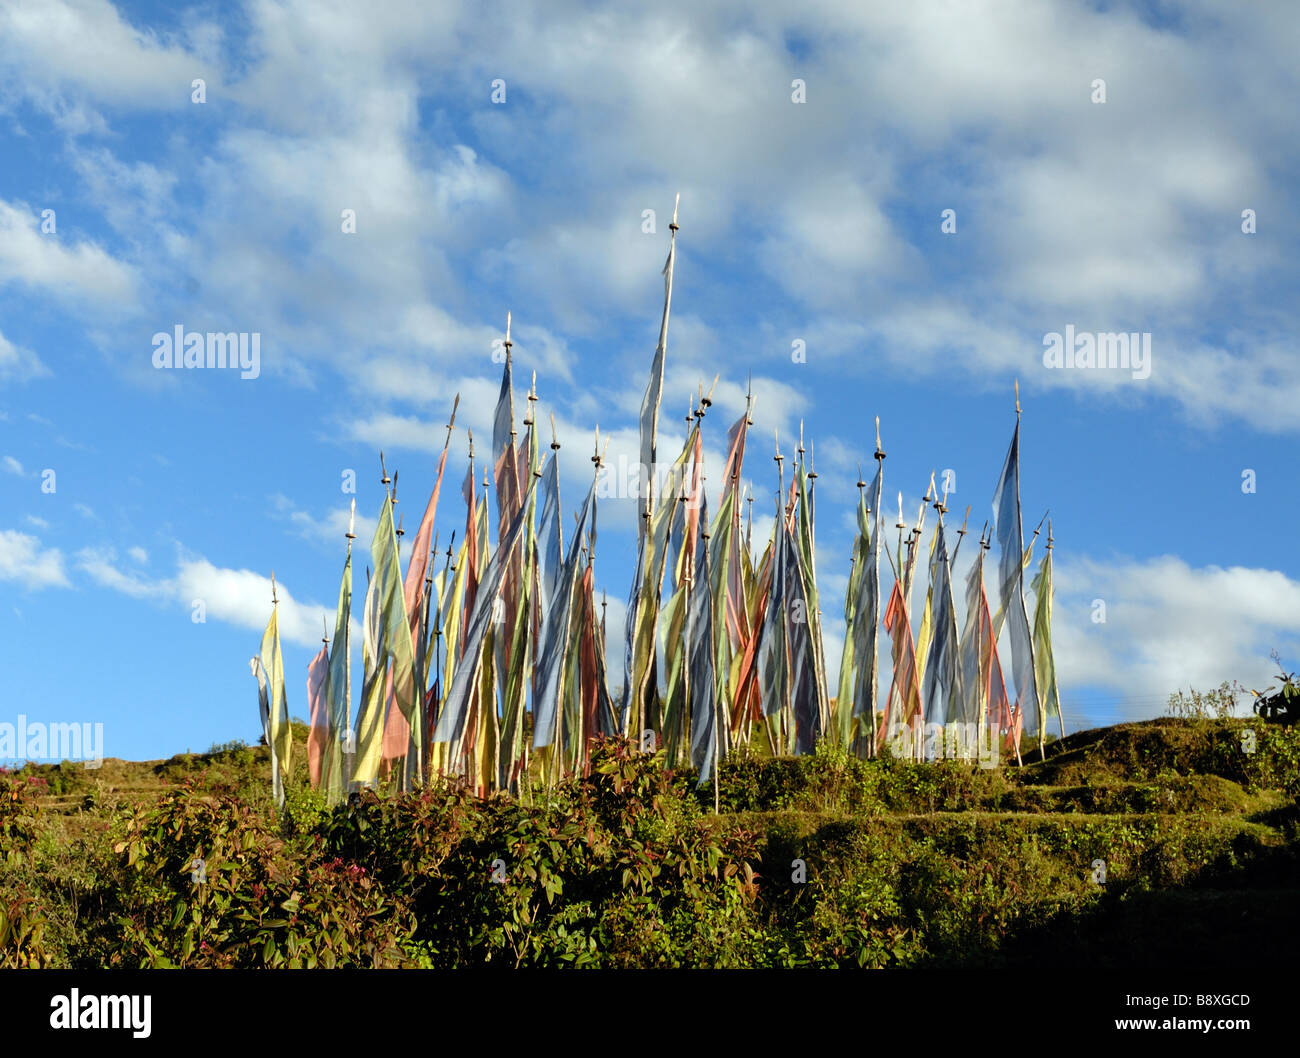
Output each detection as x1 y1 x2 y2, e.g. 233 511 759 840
3 717 1299 968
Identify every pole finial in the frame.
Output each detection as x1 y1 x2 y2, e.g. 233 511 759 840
1015 378 1021 417
701 373 718 411
524 372 538 426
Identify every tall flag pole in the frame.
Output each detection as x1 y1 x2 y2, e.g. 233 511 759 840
625 194 680 742
920 483 963 758
992 381 1042 759
386 397 458 786
499 371 541 792
882 489 925 759
638 193 680 528
307 617 330 791
842 418 885 757
584 433 615 748
426 531 455 780
758 432 792 754
688 490 717 787
663 392 710 766
913 471 939 695
709 382 751 764
354 456 420 788
416 530 437 786
630 411 701 752
960 526 991 738
737 505 773 747
835 470 868 748
1032 521 1066 745
451 441 481 783
879 491 908 750
381 473 414 788
656 398 696 764
253 572 290 809
900 479 933 756
471 465 498 794
492 317 529 784
792 426 831 745
326 500 356 800
862 423 886 755
732 442 769 748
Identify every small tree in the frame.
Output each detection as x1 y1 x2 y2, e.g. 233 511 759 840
1251 649 1300 711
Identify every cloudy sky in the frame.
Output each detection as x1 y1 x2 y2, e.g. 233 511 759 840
2 0 1298 762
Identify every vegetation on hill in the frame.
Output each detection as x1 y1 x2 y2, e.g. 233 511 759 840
3 717 1298 968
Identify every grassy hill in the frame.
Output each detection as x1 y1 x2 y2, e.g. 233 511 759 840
3 717 1298 967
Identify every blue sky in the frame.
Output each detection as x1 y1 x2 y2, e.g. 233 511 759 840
2 0 1299 762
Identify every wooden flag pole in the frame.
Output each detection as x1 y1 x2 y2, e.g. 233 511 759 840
343 501 357 790
867 416 886 757
269 572 283 808
773 431 790 753
952 504 973 565
504 312 524 510
1047 521 1066 746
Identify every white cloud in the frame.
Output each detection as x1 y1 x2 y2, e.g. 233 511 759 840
0 199 136 305
1050 554 1300 724
0 529 69 589
0 0 220 124
76 546 154 598
73 543 349 649
172 557 336 648
3 455 22 476
9 0 1290 434
271 494 377 554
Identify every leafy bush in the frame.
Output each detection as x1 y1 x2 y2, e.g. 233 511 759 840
102 782 416 967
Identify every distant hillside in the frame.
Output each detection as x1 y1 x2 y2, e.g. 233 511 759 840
3 717 1298 968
